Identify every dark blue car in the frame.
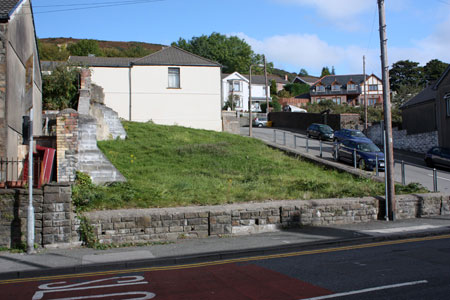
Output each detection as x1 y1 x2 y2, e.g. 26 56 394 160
334 139 385 171
333 128 370 142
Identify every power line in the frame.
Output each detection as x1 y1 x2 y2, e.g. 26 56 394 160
33 0 154 8
32 0 165 14
365 1 378 55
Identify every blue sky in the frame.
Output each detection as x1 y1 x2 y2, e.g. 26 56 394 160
33 0 450 76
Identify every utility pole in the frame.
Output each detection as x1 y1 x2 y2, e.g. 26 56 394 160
363 55 368 131
27 108 35 254
263 55 269 117
378 0 396 220
249 66 253 137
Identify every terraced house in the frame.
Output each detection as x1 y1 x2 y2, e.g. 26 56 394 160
310 74 383 106
0 0 42 169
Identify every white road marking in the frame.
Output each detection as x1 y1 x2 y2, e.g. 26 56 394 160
427 174 450 182
361 225 443 234
300 280 428 300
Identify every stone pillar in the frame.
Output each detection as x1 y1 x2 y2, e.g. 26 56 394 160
42 183 72 246
56 109 79 183
0 24 7 159
77 68 91 115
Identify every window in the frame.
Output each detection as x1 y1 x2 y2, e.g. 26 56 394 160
446 94 450 117
316 85 325 92
347 84 356 91
368 98 377 106
331 84 340 92
369 84 378 91
168 67 180 88
332 97 341 104
233 81 241 92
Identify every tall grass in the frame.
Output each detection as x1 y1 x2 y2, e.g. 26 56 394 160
74 121 424 211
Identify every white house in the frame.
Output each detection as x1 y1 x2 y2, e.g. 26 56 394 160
222 72 281 112
69 47 223 131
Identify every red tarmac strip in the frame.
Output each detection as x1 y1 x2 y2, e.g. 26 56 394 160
1 263 332 299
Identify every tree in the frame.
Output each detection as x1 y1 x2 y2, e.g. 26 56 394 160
298 68 309 76
38 39 70 61
331 66 336 75
172 33 271 74
283 83 310 97
321 66 331 77
67 39 101 56
423 59 449 83
389 60 424 92
42 63 80 110
270 79 277 96
391 84 423 108
260 97 281 113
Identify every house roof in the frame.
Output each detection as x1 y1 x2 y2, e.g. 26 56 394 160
68 56 135 67
0 0 21 20
222 73 289 85
295 93 311 99
294 75 320 85
68 47 222 68
133 46 221 67
400 85 437 109
434 65 450 89
313 74 371 87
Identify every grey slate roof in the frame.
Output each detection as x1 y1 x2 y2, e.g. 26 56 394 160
222 73 289 85
313 74 367 86
133 46 221 67
0 0 21 20
68 56 135 67
294 75 320 85
68 47 221 68
400 85 437 109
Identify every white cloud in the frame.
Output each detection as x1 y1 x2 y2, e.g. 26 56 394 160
233 32 380 76
277 0 373 19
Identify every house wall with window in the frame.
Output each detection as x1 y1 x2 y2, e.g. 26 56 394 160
0 0 42 162
132 65 222 130
358 75 383 106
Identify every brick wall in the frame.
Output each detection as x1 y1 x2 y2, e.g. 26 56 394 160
56 109 79 182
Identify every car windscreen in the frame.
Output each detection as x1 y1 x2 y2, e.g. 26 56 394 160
350 131 366 137
318 125 333 133
357 142 380 152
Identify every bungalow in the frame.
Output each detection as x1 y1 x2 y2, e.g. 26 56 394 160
69 47 223 131
310 74 383 106
0 0 42 164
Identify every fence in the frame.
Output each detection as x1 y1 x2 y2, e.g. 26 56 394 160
0 157 41 188
272 129 441 193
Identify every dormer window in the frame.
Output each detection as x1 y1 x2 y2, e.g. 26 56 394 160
331 84 340 92
316 85 325 92
347 83 356 91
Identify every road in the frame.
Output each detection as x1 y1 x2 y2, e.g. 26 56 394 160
242 127 450 194
1 235 449 299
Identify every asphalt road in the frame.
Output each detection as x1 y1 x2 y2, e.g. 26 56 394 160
2 235 449 299
242 127 450 194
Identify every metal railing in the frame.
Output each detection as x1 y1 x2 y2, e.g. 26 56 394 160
0 157 41 188
271 129 442 192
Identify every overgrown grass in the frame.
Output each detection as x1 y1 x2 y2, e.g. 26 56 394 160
74 121 426 211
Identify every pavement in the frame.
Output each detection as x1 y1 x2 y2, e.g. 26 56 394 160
1 215 450 280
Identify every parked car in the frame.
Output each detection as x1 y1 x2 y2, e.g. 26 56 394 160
334 139 385 171
306 123 334 141
252 116 268 127
425 147 450 169
333 128 370 142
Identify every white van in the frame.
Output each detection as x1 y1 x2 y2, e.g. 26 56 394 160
283 105 307 113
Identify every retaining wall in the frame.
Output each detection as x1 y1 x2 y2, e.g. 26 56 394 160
81 193 449 245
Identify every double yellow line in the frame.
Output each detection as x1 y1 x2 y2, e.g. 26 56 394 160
1 234 449 285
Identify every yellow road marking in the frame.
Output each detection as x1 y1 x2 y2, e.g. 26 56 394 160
1 234 449 285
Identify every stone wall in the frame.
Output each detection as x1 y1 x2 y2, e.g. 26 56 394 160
366 123 438 154
0 183 72 248
221 111 240 134
0 24 6 159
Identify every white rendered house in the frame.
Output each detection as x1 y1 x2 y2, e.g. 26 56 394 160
69 47 223 131
221 72 272 112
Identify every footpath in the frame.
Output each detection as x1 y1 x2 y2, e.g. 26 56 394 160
1 216 450 280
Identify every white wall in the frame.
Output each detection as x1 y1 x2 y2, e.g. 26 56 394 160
222 73 268 112
90 67 130 120
131 65 222 131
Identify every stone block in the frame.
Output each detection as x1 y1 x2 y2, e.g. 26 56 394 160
169 226 183 232
185 212 199 219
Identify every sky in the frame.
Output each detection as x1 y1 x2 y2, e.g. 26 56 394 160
32 0 450 77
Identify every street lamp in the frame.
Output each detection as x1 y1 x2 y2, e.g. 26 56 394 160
249 63 264 137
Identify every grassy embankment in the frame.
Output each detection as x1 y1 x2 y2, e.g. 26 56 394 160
73 121 425 211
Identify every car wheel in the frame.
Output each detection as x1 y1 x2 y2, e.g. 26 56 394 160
425 158 434 168
358 159 366 170
258 123 263 127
